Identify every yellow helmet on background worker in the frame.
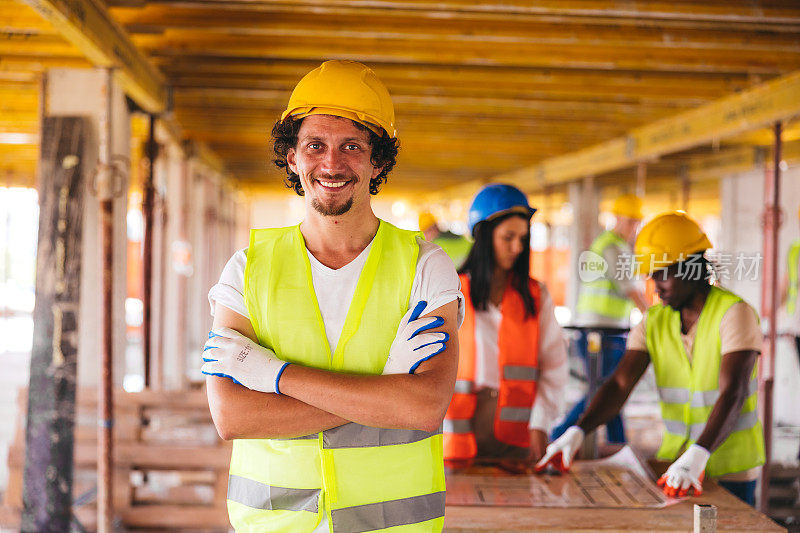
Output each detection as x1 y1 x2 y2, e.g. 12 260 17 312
280 60 396 138
611 194 644 220
634 211 712 275
418 212 437 231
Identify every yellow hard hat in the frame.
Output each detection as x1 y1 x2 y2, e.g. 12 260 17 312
280 60 396 138
611 194 644 220
634 211 712 275
418 212 437 231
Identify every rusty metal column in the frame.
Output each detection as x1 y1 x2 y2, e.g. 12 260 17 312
759 121 782 512
96 68 115 533
142 114 157 388
154 190 167 390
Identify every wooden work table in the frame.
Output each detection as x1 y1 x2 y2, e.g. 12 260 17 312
443 461 785 532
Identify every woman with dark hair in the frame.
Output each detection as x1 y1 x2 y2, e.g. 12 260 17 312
443 184 567 471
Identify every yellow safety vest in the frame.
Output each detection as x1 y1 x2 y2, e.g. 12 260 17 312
645 286 765 477
230 220 446 532
576 230 635 322
787 240 800 315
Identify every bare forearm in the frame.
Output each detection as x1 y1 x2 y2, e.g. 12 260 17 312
576 378 631 434
695 350 758 452
694 389 747 452
279 355 455 432
206 375 347 440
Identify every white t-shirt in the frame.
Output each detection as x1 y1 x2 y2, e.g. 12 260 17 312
208 237 465 355
472 282 568 432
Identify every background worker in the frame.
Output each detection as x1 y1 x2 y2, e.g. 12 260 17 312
538 211 765 506
202 60 464 532
419 211 472 268
444 184 568 472
778 207 800 462
553 194 648 444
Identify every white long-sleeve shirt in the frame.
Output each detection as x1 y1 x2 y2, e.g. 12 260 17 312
472 281 568 432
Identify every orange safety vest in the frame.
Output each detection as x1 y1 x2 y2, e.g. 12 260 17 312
443 274 541 463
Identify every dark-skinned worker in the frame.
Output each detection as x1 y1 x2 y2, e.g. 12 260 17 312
201 60 464 532
552 194 649 444
443 184 568 472
537 211 765 506
418 211 472 268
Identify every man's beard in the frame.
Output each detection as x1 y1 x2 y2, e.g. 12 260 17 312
312 196 353 217
309 172 356 216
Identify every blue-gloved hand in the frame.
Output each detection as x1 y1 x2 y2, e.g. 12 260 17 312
201 327 290 394
383 301 448 375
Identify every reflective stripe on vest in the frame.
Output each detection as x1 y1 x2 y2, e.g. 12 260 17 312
658 377 758 408
443 419 472 434
645 285 765 477
787 241 800 315
443 274 540 460
228 475 320 512
235 221 445 532
504 365 540 381
322 423 440 448
331 491 446 533
664 409 760 442
453 379 473 394
576 230 634 321
499 406 532 422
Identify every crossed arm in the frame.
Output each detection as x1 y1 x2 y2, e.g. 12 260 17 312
205 300 459 440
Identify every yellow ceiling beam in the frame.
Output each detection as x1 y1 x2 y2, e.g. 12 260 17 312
106 0 800 27
490 69 800 192
113 5 800 54
19 0 166 113
132 32 800 75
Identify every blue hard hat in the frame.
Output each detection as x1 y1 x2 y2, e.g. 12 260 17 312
467 184 536 235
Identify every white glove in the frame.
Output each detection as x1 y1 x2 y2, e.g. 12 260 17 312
657 444 709 497
201 327 289 394
383 300 448 375
534 426 585 473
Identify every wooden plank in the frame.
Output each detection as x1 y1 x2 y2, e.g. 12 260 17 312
104 0 800 26
132 32 800 75
21 116 87 532
118 504 230 529
19 0 166 112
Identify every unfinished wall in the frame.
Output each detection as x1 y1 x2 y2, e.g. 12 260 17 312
720 162 800 428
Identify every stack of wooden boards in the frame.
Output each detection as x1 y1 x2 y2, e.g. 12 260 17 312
3 387 231 531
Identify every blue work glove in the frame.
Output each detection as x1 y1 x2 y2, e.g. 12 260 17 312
201 327 290 394
383 300 448 375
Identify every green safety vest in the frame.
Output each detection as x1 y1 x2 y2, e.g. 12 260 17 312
576 230 635 322
787 240 800 315
645 286 765 477
232 220 446 532
432 232 472 269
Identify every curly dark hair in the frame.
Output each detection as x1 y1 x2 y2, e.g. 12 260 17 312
271 116 399 196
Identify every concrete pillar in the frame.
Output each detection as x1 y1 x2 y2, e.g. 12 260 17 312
566 177 599 313
45 68 130 389
161 142 190 390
